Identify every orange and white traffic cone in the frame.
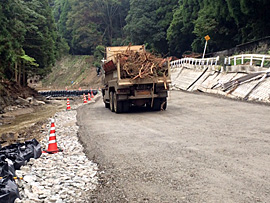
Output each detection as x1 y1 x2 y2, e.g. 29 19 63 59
91 89 94 98
88 93 91 101
43 119 62 154
66 98 71 110
83 93 87 103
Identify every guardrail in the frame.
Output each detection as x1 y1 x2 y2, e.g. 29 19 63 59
170 56 219 68
224 54 270 67
171 54 270 69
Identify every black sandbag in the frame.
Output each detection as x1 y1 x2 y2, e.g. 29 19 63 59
0 146 17 153
11 155 25 171
18 145 33 162
0 158 11 177
25 139 41 159
3 153 25 171
0 156 15 177
0 158 15 178
0 145 26 170
0 175 20 203
5 159 15 178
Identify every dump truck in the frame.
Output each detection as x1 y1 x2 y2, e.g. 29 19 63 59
102 45 171 113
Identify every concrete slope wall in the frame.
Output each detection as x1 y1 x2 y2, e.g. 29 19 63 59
171 65 270 104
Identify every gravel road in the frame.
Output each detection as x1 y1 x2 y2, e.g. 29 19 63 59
77 91 270 203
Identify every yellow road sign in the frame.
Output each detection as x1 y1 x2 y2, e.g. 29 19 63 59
205 35 210 41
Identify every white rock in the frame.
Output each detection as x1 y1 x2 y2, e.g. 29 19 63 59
23 175 37 183
31 185 45 195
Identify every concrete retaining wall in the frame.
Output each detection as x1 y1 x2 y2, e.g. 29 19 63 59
171 65 270 104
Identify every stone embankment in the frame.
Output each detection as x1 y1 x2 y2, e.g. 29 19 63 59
14 100 99 203
171 64 270 103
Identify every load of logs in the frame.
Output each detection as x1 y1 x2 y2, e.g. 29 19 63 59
104 47 169 80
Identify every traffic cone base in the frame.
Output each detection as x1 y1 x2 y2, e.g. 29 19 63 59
43 148 63 154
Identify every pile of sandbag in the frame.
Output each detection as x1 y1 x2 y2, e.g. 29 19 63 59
0 139 41 203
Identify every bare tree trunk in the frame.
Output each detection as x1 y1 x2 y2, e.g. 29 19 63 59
22 66 26 86
18 64 21 86
15 62 18 82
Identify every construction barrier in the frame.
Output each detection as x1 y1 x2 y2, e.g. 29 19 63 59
38 89 98 97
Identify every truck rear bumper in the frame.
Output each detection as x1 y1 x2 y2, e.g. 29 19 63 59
118 79 171 86
118 92 167 100
128 94 158 99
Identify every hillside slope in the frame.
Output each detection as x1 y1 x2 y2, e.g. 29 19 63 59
0 81 40 113
41 55 103 90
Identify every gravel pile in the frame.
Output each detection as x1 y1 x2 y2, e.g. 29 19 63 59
14 100 99 203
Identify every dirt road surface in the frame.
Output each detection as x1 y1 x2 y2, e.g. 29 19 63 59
77 91 270 203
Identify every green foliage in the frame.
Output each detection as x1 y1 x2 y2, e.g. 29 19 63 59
66 0 103 54
124 0 160 51
54 0 270 58
192 0 238 52
0 0 64 82
53 0 130 55
227 0 270 42
22 0 57 69
93 45 105 67
94 0 128 45
2 0 270 83
167 0 202 56
124 0 178 54
21 55 39 67
0 0 26 79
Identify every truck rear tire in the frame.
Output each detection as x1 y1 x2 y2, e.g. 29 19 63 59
109 91 114 112
152 98 161 111
113 92 123 113
104 96 110 108
161 98 167 110
105 102 110 108
122 101 130 113
151 98 167 111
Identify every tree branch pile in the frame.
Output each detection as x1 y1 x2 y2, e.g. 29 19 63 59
115 49 169 80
